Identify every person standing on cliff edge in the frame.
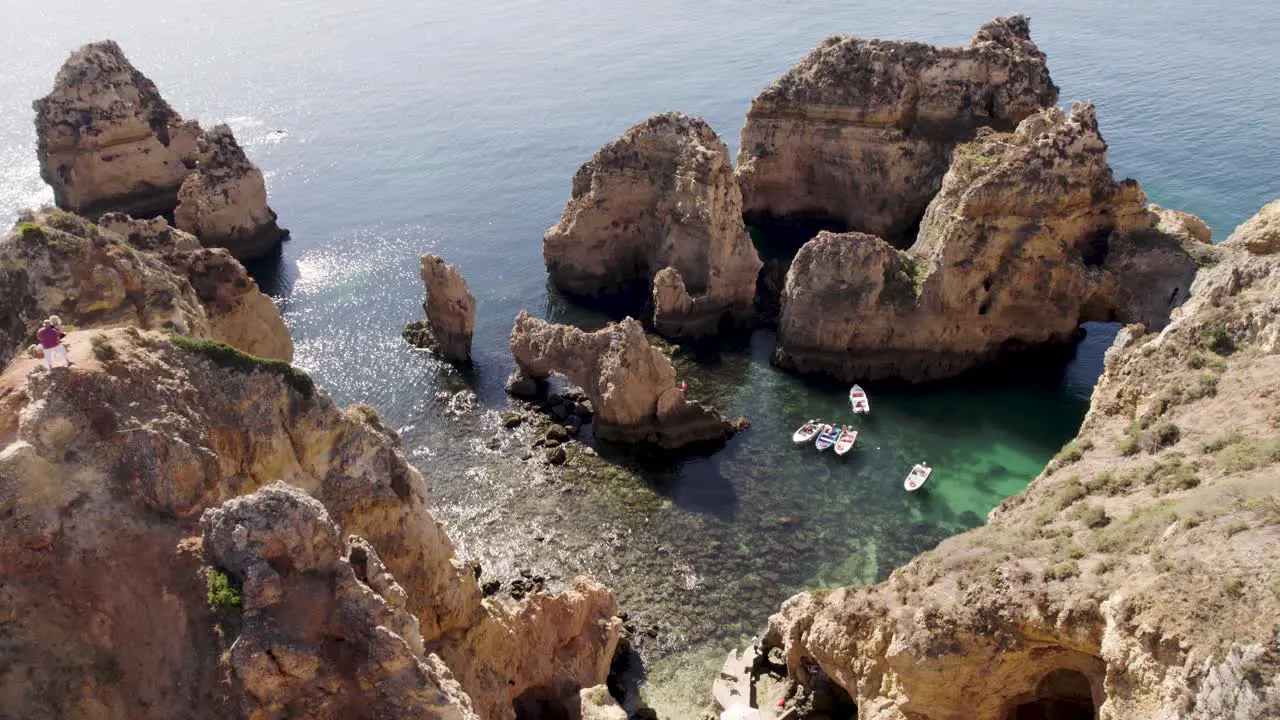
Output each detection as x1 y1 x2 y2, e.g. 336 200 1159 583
37 319 72 369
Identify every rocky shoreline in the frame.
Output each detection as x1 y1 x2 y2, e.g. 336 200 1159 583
3 14 1278 720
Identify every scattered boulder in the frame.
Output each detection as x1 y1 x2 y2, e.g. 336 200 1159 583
506 372 546 400
404 254 475 365
32 40 203 218
501 411 524 429
0 209 292 367
737 15 1059 245
509 312 739 448
544 113 762 338
568 685 627 720
174 124 286 260
775 103 1201 382
546 425 571 444
202 483 478 719
546 446 568 466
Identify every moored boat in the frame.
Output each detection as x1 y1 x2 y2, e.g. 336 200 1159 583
849 384 870 414
833 426 857 456
815 424 841 451
792 419 821 445
904 462 932 491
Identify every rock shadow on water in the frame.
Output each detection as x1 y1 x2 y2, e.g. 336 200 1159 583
241 237 293 297
587 433 742 522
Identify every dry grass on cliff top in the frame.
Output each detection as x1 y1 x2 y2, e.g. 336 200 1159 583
895 307 1280 654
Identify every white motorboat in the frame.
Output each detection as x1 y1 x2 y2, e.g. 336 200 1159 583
904 463 932 491
849 384 870 414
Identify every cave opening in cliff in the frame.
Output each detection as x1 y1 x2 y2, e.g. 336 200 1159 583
1003 668 1098 720
512 683 575 720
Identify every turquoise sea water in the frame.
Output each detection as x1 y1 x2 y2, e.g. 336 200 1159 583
2 1 1277 715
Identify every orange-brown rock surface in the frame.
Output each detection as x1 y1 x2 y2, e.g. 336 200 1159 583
0 328 620 720
404 254 476 365
509 311 737 447
201 483 478 719
737 15 1059 245
33 41 203 218
775 103 1209 382
34 41 284 259
734 202 1280 719
175 124 286 261
0 209 291 367
544 112 762 338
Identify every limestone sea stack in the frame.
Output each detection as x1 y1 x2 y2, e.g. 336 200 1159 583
740 203 1280 719
0 327 620 720
737 15 1059 245
775 103 1208 382
509 311 737 448
403 254 475 365
0 208 292 366
34 41 285 259
174 124 286 260
544 112 763 338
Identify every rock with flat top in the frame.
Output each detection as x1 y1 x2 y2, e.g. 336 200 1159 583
737 15 1059 245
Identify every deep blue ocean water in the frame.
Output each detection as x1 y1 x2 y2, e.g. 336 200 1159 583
3 1 1277 714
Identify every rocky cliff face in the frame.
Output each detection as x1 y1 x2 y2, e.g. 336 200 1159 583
34 42 284 258
544 112 762 338
775 103 1209 382
404 254 475 365
744 203 1280 719
174 124 286 261
509 311 737 448
0 327 619 720
0 209 291 367
33 40 203 218
737 15 1059 245
202 483 478 719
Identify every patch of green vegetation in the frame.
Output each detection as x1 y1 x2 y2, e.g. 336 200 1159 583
1214 436 1280 474
1049 440 1091 471
1050 479 1087 510
206 569 242 611
1198 324 1234 355
1149 547 1176 574
1186 352 1227 373
1092 557 1115 575
1185 372 1220 400
1201 430 1245 454
167 332 314 397
89 333 118 362
1224 519 1249 538
1141 421 1181 453
1042 561 1080 581
1075 503 1110 529
1116 429 1141 457
1089 472 1123 496
1090 500 1177 554
17 221 44 239
1066 545 1086 560
1222 576 1245 597
1145 384 1185 423
1269 573 1280 603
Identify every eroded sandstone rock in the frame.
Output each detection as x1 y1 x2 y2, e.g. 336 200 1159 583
509 311 737 448
174 124 286 260
0 208 291 367
34 41 284 258
0 328 620 720
33 40 203 217
775 103 1203 382
739 202 1280 719
737 15 1059 245
404 254 475 364
1224 198 1280 255
202 483 478 719
544 112 762 337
